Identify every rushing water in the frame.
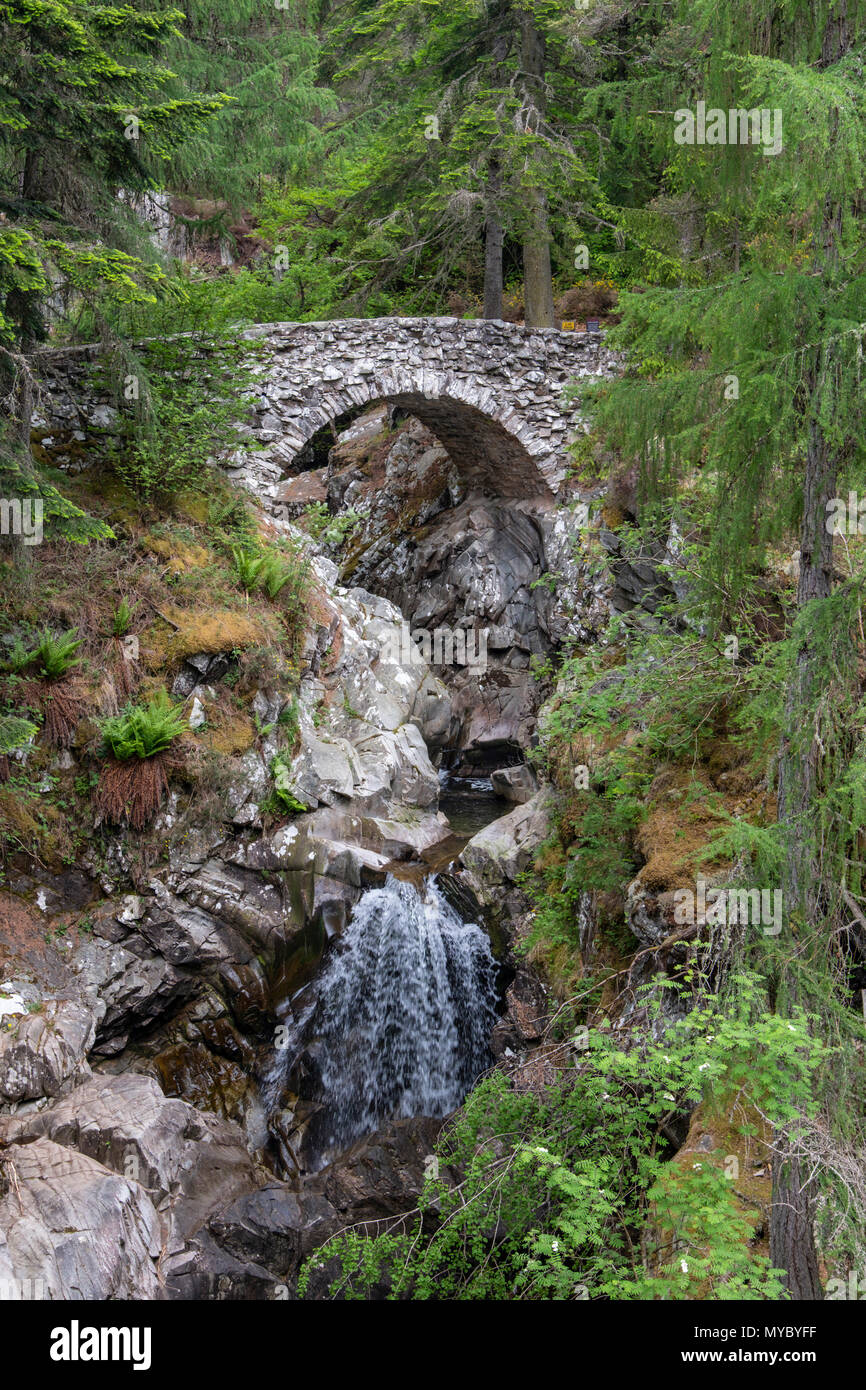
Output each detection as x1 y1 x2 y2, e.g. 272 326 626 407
265 874 498 1164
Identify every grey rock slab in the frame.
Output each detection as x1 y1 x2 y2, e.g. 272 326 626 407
0 1137 162 1300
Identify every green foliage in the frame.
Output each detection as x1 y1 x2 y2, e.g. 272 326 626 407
11 628 82 681
0 0 228 348
270 751 307 814
112 598 132 638
110 333 260 503
99 689 187 760
258 552 296 600
301 502 362 549
250 0 628 318
277 695 300 744
231 547 263 592
0 432 114 544
0 713 37 755
140 0 335 207
300 973 826 1300
579 0 866 612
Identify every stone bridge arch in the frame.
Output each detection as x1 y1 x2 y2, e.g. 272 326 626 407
243 317 617 502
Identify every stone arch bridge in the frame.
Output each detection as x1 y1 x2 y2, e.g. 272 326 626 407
34 317 618 502
241 317 618 501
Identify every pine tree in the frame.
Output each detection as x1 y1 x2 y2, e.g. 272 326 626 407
0 0 227 550
133 0 334 209
261 0 615 318
583 0 866 1298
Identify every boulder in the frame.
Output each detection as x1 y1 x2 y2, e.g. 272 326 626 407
0 1138 162 1300
490 763 538 804
0 1073 263 1245
0 998 94 1104
459 789 551 895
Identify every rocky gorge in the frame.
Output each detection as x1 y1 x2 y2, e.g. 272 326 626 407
0 330 780 1302
0 346 616 1299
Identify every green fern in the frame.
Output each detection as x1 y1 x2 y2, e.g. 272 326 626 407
99 690 188 761
270 751 307 812
258 552 296 599
232 546 264 592
112 599 132 638
25 629 82 681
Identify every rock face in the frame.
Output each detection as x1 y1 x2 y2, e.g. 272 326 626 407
351 495 551 766
491 764 538 803
0 1073 267 1299
272 412 609 771
0 1138 163 1300
0 1070 462 1300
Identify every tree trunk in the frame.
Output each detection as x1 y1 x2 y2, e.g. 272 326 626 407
1 344 36 570
769 2 851 1293
770 1155 823 1301
483 162 504 320
771 411 837 1301
518 10 554 328
523 194 555 328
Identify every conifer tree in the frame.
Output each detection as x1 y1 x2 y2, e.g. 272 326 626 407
134 0 334 208
0 0 226 549
264 0 611 318
583 0 866 1298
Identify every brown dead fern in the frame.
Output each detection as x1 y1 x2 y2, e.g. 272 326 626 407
39 679 85 748
94 753 171 830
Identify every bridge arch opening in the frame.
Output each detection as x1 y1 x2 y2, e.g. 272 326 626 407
272 382 558 502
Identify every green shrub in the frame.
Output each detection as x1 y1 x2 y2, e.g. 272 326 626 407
99 690 188 760
232 546 264 592
21 629 82 681
300 974 825 1301
278 696 300 745
112 599 132 638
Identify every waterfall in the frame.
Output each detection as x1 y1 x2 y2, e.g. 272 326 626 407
266 874 498 1165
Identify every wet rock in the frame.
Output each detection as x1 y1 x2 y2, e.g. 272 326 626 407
217 959 272 1038
490 967 551 1056
177 859 289 952
460 789 552 895
0 1138 162 1300
490 763 538 804
206 1185 339 1278
316 1116 449 1224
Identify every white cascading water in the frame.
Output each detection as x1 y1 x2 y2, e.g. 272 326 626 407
266 874 498 1162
